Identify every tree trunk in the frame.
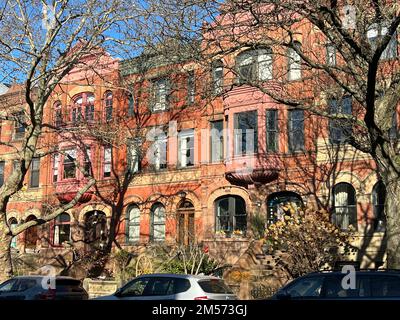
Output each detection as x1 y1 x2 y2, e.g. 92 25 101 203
0 220 13 282
383 176 400 269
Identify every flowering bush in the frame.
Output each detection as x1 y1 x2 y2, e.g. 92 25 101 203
264 206 355 278
232 229 244 236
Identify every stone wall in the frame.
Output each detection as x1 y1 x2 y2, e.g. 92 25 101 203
82 278 119 299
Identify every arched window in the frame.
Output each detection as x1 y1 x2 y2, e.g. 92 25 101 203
53 213 71 246
150 203 165 242
53 101 62 127
267 191 303 225
332 183 357 230
236 48 273 84
25 215 38 251
372 181 386 232
177 200 195 245
72 92 94 123
126 204 140 243
215 195 247 235
84 211 107 251
8 218 18 249
105 91 113 121
212 60 224 94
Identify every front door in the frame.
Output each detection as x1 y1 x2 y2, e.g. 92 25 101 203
177 205 195 246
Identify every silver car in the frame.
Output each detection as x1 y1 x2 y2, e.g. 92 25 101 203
93 274 237 300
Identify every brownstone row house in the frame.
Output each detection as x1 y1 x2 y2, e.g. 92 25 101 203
1 10 398 274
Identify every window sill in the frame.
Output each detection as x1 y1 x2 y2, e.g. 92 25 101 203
177 165 196 170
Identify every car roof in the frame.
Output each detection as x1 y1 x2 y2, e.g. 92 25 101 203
304 270 400 276
135 273 222 280
11 275 79 280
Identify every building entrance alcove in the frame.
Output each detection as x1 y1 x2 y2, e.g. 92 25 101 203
84 210 107 252
177 200 195 246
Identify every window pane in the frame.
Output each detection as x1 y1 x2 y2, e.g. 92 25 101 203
371 276 400 297
210 120 224 162
148 278 173 296
286 277 323 298
63 149 76 179
0 161 4 186
266 110 278 152
234 111 258 155
326 44 336 66
258 49 273 80
128 205 140 242
215 196 246 234
151 204 165 241
128 94 134 116
187 71 195 104
121 278 150 297
288 110 304 152
333 183 357 230
324 276 367 298
288 45 301 80
178 130 194 167
30 158 40 188
212 60 223 94
153 79 168 111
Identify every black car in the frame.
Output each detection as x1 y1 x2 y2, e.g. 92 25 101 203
270 270 400 300
0 276 88 300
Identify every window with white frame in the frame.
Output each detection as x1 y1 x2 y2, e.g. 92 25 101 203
152 134 167 170
212 60 224 95
236 48 273 83
53 213 71 246
63 149 76 179
127 204 140 243
127 140 140 173
150 203 165 242
234 111 258 156
367 23 398 60
178 129 194 168
152 78 168 111
332 183 357 231
326 44 336 66
210 120 224 163
53 154 59 183
104 146 112 178
288 42 302 81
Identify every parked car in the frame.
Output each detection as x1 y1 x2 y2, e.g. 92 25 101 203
93 273 237 300
0 276 88 300
270 270 400 300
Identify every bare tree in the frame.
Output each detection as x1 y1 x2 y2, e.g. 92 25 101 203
0 0 143 280
135 0 400 268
